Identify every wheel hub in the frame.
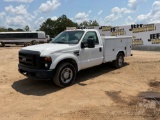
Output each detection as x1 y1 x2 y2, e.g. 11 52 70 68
61 68 73 83
63 72 70 79
118 56 123 66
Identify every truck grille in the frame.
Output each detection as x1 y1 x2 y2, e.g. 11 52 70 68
19 50 40 69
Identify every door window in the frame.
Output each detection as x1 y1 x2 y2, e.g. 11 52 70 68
82 31 99 47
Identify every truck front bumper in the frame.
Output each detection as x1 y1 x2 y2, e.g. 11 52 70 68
18 64 53 80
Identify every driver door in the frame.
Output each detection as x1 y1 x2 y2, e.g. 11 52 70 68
79 31 103 70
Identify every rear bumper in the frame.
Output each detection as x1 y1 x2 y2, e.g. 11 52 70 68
18 64 53 80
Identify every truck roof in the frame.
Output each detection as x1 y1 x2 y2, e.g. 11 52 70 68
66 29 98 32
66 29 132 39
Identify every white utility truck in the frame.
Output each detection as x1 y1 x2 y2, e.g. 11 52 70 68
18 29 132 87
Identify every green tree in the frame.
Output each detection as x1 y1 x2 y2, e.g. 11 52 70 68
39 18 56 37
24 25 30 31
0 27 7 32
91 20 99 26
7 28 14 31
80 21 89 27
80 20 99 27
39 15 78 37
54 15 78 35
15 28 24 31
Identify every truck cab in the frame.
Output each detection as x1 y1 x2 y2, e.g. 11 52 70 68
18 29 132 87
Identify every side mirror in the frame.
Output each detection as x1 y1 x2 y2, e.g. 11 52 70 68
81 42 85 49
87 38 95 48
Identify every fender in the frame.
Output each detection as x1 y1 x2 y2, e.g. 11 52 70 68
50 53 80 71
116 50 125 56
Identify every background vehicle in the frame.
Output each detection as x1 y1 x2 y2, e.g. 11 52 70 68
46 35 51 43
18 29 132 87
0 31 47 47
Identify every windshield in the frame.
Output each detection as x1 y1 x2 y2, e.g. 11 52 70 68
51 31 84 44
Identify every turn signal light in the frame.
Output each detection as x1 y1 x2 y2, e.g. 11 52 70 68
44 57 52 62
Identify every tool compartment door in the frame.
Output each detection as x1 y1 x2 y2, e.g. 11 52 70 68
103 37 130 62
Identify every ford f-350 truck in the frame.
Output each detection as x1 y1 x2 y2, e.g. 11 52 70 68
18 29 132 87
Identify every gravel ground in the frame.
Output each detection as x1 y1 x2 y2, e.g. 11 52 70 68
0 47 160 120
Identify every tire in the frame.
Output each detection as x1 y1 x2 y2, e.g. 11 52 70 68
24 43 27 47
35 41 39 45
24 42 31 47
31 40 36 45
1 42 5 47
113 53 124 68
47 40 50 43
27 42 31 46
53 62 76 87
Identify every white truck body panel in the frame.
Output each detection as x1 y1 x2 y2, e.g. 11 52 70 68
22 43 77 56
102 36 132 62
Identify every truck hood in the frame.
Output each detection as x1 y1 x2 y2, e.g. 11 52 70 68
21 43 77 55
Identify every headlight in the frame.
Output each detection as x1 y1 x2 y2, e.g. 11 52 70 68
40 57 52 69
43 57 52 62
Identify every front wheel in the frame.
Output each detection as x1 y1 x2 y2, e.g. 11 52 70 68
31 40 36 45
113 53 124 68
53 62 76 87
24 42 27 47
24 42 31 47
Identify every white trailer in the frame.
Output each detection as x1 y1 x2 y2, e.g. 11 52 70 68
0 31 47 47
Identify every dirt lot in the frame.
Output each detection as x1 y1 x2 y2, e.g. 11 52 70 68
0 47 160 120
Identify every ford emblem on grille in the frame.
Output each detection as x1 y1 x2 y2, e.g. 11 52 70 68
22 57 27 61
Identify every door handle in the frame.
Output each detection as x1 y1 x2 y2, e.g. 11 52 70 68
99 47 102 52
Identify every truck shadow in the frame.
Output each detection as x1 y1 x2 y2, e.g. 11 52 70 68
12 62 129 96
76 63 124 86
12 79 60 96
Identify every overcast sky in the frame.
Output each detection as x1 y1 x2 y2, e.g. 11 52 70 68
0 0 160 30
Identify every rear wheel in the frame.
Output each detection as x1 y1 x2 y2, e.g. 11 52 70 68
47 40 50 43
24 42 31 47
113 53 124 68
1 42 5 47
24 42 27 47
35 41 39 45
23 43 27 47
53 62 76 87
